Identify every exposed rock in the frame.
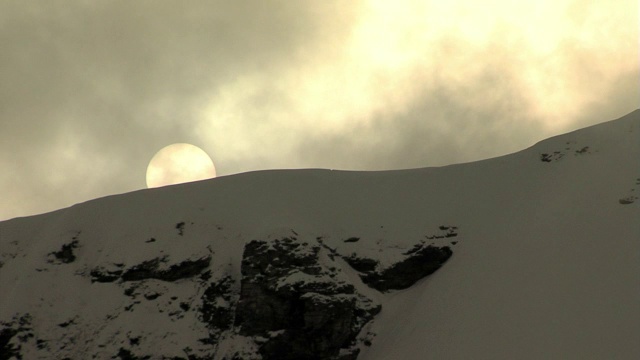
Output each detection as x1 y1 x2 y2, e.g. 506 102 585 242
0 314 34 360
90 256 211 283
234 238 380 360
619 196 637 204
143 292 161 300
200 276 236 338
57 319 75 328
345 245 452 292
115 347 151 360
176 222 186 236
424 226 458 240
540 151 564 162
342 255 378 273
0 327 20 360
90 266 123 283
575 146 590 154
48 240 79 264
121 258 166 281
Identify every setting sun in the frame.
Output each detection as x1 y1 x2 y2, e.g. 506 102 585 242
146 143 216 188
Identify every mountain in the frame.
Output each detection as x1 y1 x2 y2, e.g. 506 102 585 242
1 110 639 360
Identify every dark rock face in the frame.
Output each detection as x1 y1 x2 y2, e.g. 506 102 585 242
115 347 151 360
176 222 186 236
343 255 378 273
235 238 380 360
200 276 235 338
0 327 20 359
90 264 124 283
619 196 637 204
0 314 34 360
90 256 211 283
122 256 211 282
344 245 453 292
48 240 79 264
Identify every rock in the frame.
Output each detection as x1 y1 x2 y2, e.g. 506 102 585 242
345 245 453 292
200 276 235 337
619 196 636 204
540 151 564 162
90 256 211 283
0 328 20 359
90 267 123 283
115 347 151 360
48 240 79 264
234 238 379 360
176 222 186 236
0 314 34 360
343 255 378 272
120 258 165 281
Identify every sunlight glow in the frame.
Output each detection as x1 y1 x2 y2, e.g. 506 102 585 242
198 0 637 152
146 143 216 188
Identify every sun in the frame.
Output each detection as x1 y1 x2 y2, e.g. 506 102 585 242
146 143 216 188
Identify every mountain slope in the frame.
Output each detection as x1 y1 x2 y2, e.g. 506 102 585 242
360 110 640 360
1 110 639 359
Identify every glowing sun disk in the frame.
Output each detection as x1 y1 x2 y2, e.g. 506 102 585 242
146 143 216 188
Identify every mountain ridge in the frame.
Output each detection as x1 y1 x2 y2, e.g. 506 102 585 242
1 109 638 359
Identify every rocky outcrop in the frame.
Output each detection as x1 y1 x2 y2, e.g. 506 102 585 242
0 327 20 359
90 256 211 283
540 142 595 163
0 314 35 360
200 275 236 339
122 256 211 282
344 244 452 292
235 238 380 360
48 240 79 264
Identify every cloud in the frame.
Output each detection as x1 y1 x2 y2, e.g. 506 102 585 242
0 0 637 219
194 0 638 171
0 1 347 219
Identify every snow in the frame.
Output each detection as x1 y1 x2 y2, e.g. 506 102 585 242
1 109 639 359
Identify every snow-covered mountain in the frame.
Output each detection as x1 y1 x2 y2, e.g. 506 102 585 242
1 110 639 360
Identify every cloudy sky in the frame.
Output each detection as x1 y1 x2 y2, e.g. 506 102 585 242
1 0 638 220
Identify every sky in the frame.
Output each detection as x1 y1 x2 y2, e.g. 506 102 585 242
1 0 638 221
